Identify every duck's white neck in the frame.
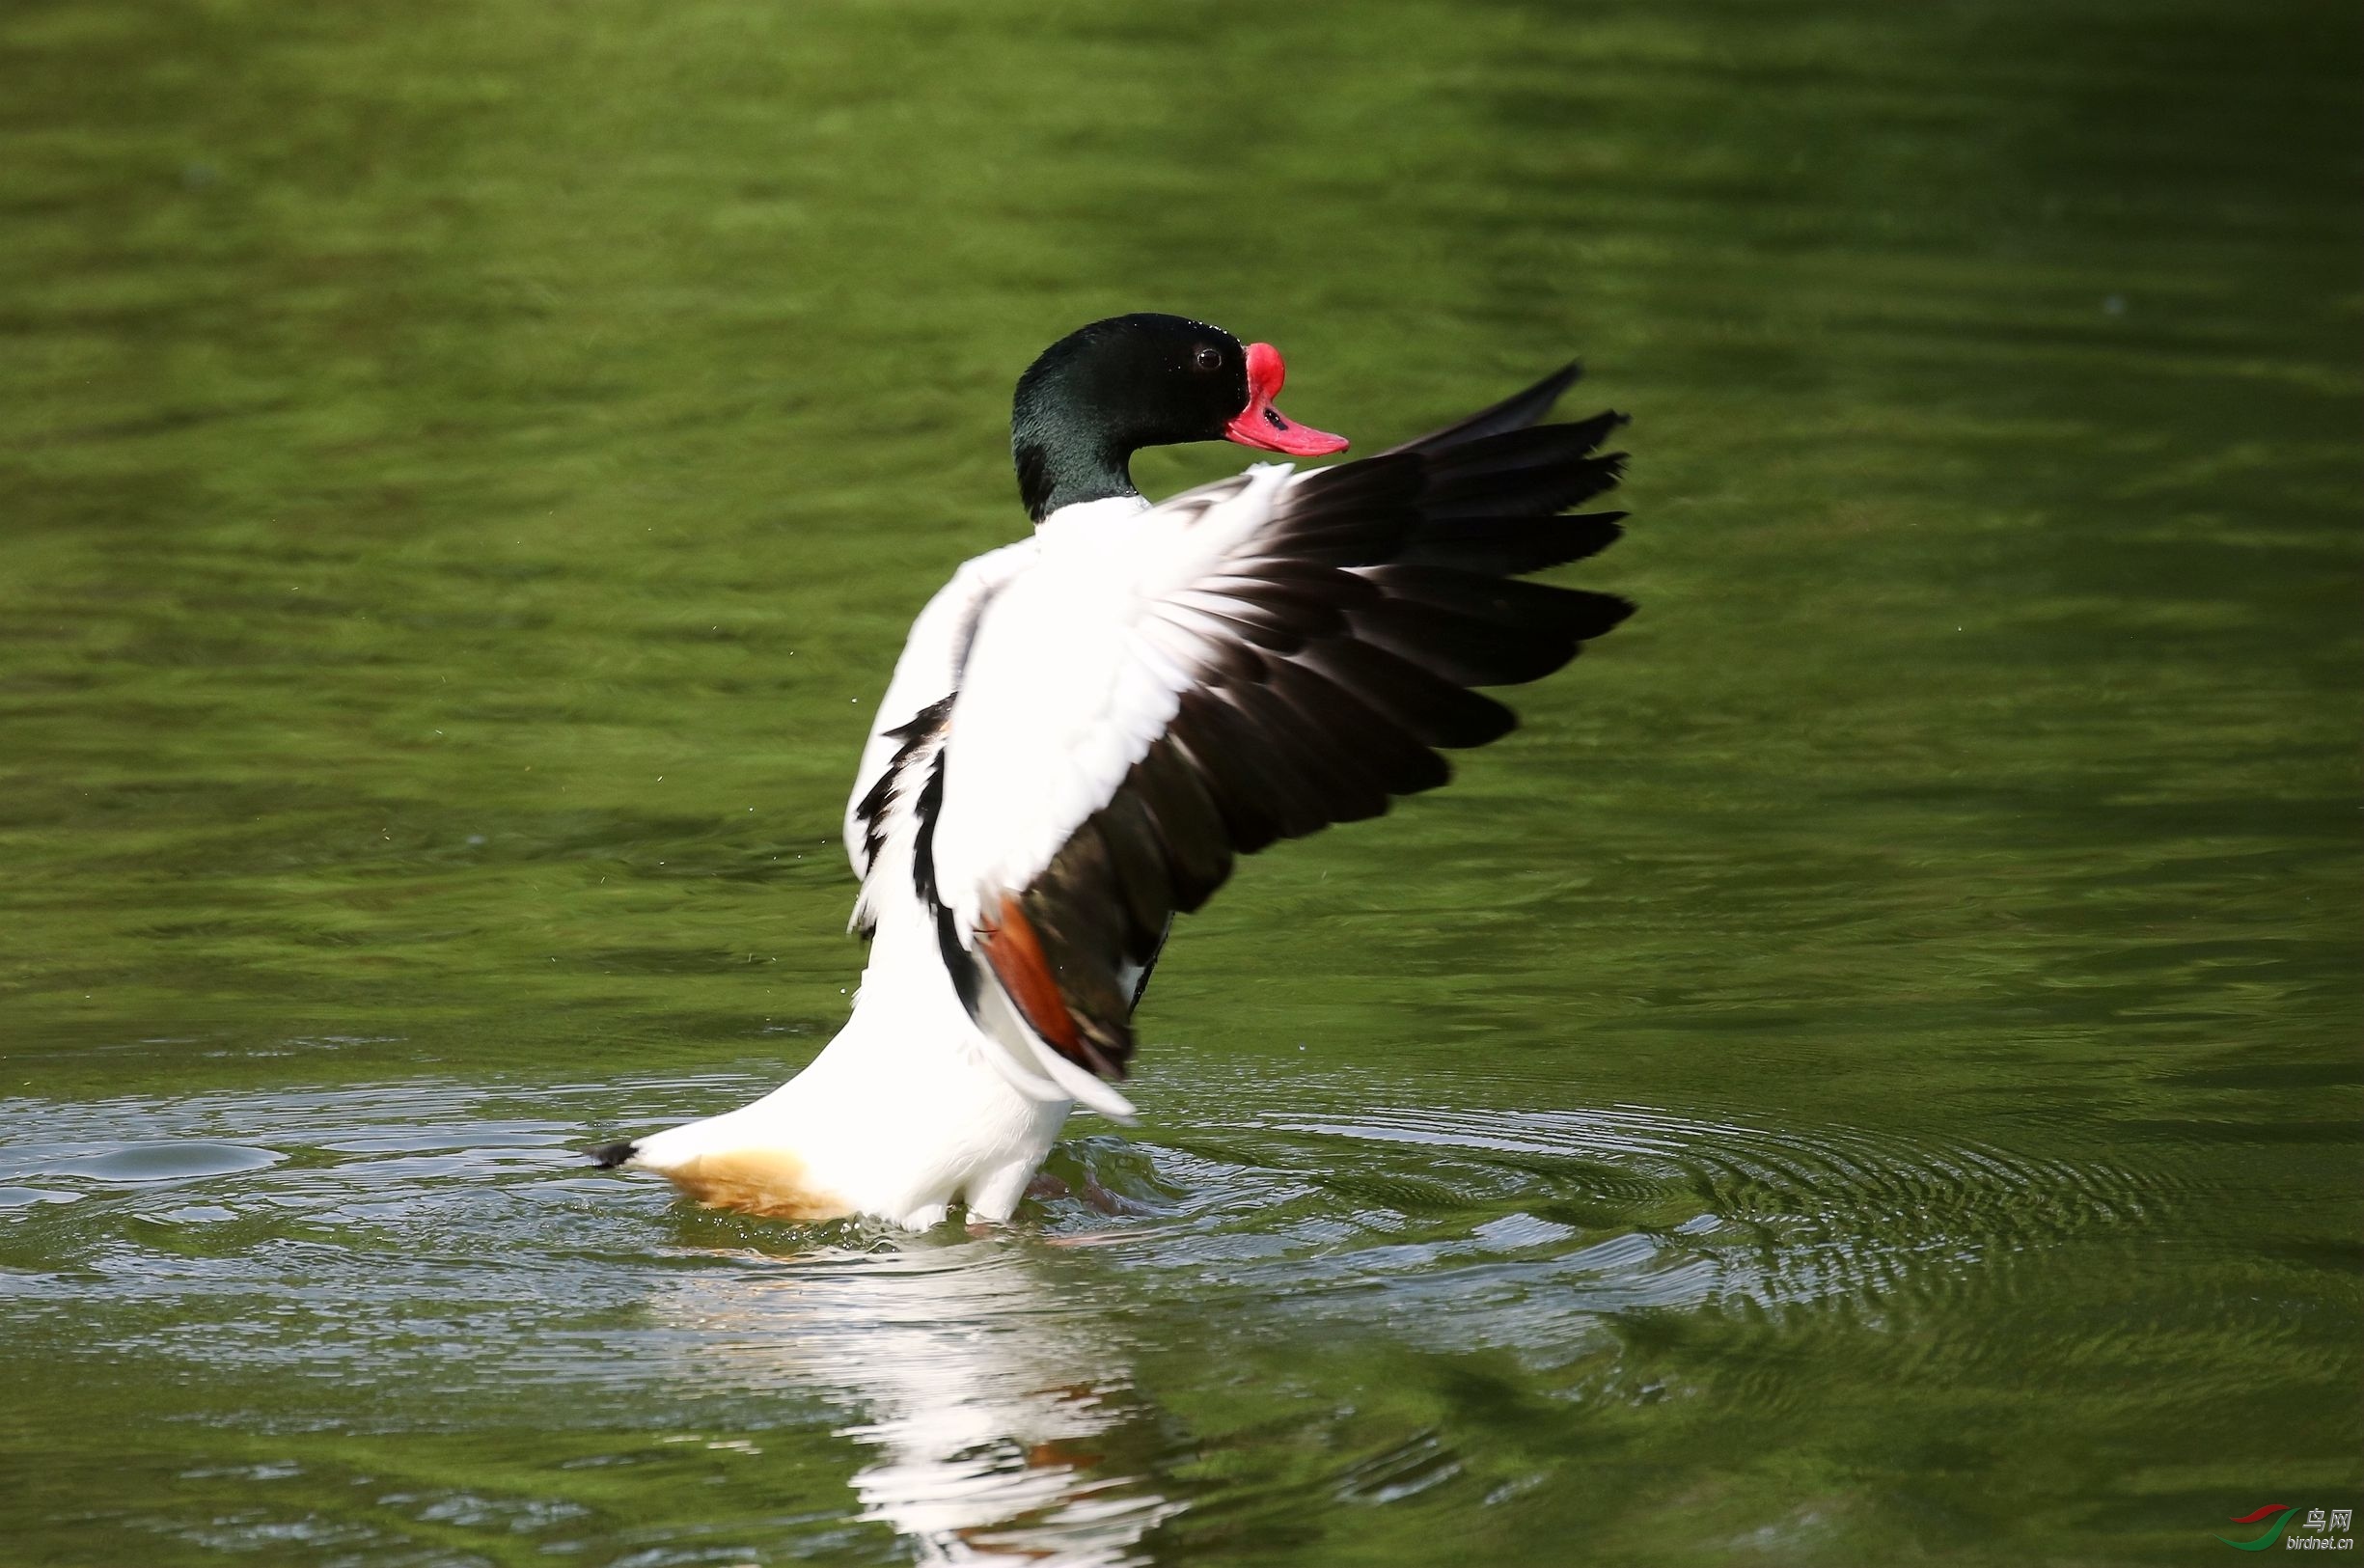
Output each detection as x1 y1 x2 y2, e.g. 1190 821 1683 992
1036 493 1151 533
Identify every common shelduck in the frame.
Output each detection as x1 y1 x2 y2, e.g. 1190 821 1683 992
590 314 1633 1228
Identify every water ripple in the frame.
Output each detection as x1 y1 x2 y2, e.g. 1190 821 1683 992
1041 1096 2172 1355
0 1073 2179 1563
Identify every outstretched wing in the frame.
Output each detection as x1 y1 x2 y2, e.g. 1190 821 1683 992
843 536 1040 919
921 367 1632 1099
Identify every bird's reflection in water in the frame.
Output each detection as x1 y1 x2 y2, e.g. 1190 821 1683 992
651 1231 1180 1565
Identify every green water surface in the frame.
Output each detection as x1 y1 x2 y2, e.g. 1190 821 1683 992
2 0 2358 1562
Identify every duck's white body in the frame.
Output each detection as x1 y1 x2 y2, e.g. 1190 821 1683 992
597 321 1632 1229
622 520 1103 1228
624 884 1071 1229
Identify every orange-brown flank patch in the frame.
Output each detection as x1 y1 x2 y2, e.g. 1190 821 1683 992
976 893 1083 1055
655 1150 854 1222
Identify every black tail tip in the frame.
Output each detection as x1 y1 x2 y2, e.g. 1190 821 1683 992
585 1141 639 1169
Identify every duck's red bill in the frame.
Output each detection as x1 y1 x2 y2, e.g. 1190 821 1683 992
1224 342 1349 457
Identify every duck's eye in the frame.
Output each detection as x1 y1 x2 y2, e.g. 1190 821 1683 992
1193 344 1222 372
